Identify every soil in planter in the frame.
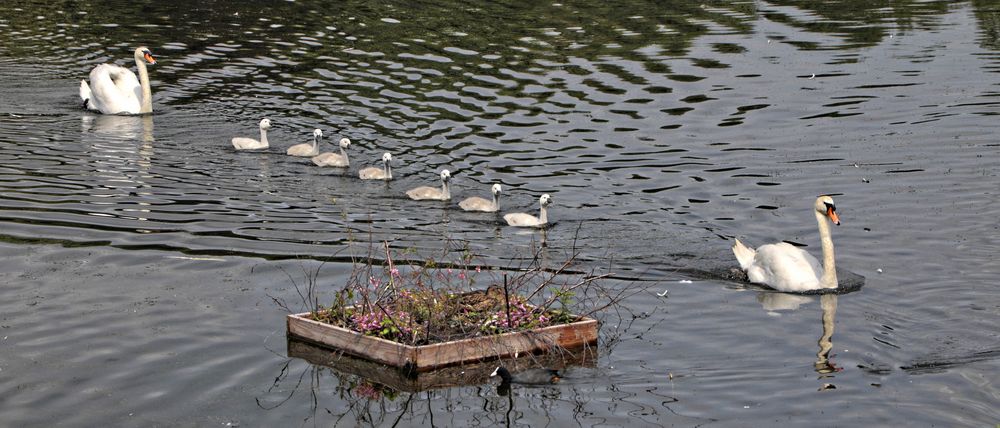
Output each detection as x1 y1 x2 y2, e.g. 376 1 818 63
308 285 578 346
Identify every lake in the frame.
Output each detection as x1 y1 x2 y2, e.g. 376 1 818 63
1 0 998 426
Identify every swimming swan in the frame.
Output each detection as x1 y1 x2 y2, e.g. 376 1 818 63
311 138 351 167
504 194 551 227
80 47 157 115
287 129 322 157
231 118 271 150
732 195 841 292
459 183 501 212
406 169 451 200
359 152 393 180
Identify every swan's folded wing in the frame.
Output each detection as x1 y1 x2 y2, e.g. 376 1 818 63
406 186 439 200
459 196 491 211
312 153 347 166
753 243 823 290
89 64 141 114
504 213 540 227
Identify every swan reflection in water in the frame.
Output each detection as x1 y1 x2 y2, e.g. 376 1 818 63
814 294 840 377
81 113 154 143
756 292 841 380
80 114 155 222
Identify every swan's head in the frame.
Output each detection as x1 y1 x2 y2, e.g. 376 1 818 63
440 169 451 182
312 128 323 139
339 138 351 149
134 47 156 65
382 152 393 163
491 184 502 195
540 194 552 206
815 195 840 225
259 118 271 130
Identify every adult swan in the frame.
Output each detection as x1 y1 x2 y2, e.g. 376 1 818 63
732 195 841 292
80 47 157 115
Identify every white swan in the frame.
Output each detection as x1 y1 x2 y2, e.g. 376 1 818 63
231 118 271 150
287 129 322 157
406 169 451 200
80 47 157 115
359 152 393 180
504 194 551 227
459 183 502 212
312 138 351 167
732 195 841 292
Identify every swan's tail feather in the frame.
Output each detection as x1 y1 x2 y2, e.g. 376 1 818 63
79 80 94 110
732 238 756 271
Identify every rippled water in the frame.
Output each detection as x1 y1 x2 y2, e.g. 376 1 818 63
1 0 999 426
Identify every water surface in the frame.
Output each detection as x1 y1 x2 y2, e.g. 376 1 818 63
1 0 998 426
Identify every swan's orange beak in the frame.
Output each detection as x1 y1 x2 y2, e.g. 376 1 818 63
827 206 840 225
143 52 157 65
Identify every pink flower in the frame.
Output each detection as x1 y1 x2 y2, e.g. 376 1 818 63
458 272 466 280
475 266 481 273
390 268 400 278
355 382 382 400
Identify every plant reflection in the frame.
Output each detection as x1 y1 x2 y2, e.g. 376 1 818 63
259 338 599 426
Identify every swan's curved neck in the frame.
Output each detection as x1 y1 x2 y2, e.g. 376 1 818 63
384 161 392 180
340 146 349 165
441 180 450 199
260 127 268 145
312 135 319 148
539 204 548 224
492 193 500 211
815 210 837 288
136 56 152 114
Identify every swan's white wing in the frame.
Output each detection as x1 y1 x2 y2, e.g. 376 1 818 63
748 242 823 292
88 64 141 114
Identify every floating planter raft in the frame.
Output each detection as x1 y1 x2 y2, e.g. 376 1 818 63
287 306 598 373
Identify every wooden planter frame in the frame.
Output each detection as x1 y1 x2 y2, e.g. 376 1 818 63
287 307 598 373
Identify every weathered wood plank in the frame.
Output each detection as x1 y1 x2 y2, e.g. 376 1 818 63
287 314 415 368
414 319 598 370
